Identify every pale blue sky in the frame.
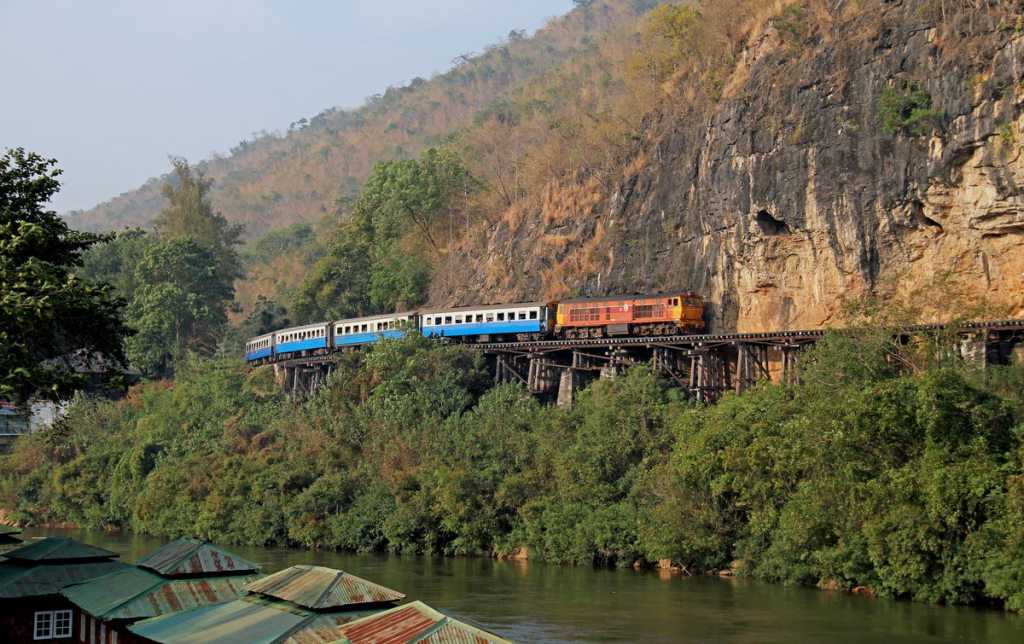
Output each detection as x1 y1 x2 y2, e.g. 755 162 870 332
0 1 573 212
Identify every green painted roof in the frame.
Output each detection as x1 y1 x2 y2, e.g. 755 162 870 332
62 565 259 620
0 559 131 599
136 537 260 577
0 525 21 536
246 565 405 611
128 595 380 644
3 537 118 562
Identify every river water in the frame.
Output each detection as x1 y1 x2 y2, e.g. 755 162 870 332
20 527 1024 643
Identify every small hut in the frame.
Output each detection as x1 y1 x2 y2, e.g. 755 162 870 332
330 600 512 643
62 537 261 644
128 564 405 643
0 537 128 642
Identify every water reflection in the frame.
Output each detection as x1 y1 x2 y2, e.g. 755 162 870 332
20 527 1024 643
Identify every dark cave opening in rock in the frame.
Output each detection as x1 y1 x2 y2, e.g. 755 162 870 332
756 209 791 235
910 200 944 231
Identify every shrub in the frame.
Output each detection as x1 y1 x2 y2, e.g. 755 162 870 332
878 82 943 135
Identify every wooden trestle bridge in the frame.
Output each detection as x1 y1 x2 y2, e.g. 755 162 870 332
273 319 1024 404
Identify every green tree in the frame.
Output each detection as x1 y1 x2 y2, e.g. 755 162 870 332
0 148 128 403
153 158 243 283
125 238 233 376
238 296 291 338
294 147 475 318
292 226 373 320
78 228 153 301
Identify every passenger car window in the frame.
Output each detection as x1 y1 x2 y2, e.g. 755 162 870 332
497 312 505 321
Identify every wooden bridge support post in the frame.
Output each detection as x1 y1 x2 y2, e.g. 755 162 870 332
781 345 801 385
557 368 579 407
959 332 988 369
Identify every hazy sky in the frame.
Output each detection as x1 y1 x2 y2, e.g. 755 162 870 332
0 1 574 213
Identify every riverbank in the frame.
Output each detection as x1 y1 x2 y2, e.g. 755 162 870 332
2 335 1024 614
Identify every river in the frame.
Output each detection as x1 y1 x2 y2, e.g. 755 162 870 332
19 527 1024 643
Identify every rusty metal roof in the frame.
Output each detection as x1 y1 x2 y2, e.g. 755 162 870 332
0 559 130 599
2 536 118 562
128 595 381 644
246 565 405 610
136 537 260 577
330 601 511 644
62 565 258 620
281 611 381 644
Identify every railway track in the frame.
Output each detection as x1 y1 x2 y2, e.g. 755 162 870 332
471 318 1024 352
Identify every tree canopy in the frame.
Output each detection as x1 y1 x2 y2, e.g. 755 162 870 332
78 158 242 377
0 148 128 403
154 158 243 284
294 147 474 321
124 238 234 376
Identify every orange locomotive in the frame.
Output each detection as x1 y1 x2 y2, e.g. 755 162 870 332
555 292 705 339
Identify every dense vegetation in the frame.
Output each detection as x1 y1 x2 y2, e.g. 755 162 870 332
3 333 1024 612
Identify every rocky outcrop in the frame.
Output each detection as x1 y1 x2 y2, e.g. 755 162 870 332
441 1 1024 332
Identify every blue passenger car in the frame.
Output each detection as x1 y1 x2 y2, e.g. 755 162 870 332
245 333 275 364
334 313 416 348
420 302 551 341
275 323 331 357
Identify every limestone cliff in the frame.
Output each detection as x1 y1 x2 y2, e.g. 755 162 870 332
438 1 1024 332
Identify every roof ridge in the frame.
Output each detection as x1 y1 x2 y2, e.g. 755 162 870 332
172 539 204 567
313 569 345 610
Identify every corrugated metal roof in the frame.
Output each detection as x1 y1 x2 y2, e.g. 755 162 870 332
63 567 162 615
2 537 118 562
281 611 380 644
331 602 511 644
129 596 308 643
246 565 405 610
128 595 381 644
62 565 258 620
136 537 260 577
0 559 131 599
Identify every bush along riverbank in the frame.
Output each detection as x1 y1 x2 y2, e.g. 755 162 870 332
2 333 1023 611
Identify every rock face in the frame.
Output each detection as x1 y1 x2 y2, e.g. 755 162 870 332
440 1 1024 332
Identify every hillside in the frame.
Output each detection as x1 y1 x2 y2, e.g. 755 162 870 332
72 0 1024 334
67 1 657 238
433 0 1024 331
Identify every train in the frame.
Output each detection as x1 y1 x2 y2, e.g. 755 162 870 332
244 292 705 365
